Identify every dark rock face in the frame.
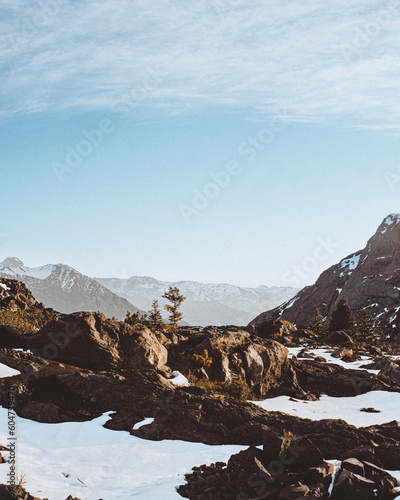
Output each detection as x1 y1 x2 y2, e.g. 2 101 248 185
169 328 290 397
251 214 400 336
178 444 399 500
252 319 298 340
288 357 398 397
26 312 168 372
0 278 43 312
0 484 43 500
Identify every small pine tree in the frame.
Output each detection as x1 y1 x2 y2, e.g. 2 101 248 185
162 286 186 329
125 310 147 326
329 296 357 333
148 299 162 325
308 308 328 335
357 308 376 344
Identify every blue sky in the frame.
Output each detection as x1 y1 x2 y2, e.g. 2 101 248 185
1 0 400 287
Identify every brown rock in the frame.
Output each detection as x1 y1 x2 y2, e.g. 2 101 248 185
263 436 324 473
0 484 42 500
342 457 365 476
278 482 310 498
27 312 168 372
331 469 376 500
226 446 274 496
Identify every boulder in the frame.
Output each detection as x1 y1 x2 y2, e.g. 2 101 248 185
332 347 353 359
362 460 398 488
26 312 168 372
278 482 310 498
226 446 274 496
263 436 324 473
330 469 376 500
322 330 354 346
342 457 365 476
253 319 297 339
290 357 394 397
121 327 168 371
171 329 290 397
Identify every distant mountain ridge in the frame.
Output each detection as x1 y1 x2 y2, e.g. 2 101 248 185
96 276 298 326
0 258 142 320
0 257 298 326
251 214 400 334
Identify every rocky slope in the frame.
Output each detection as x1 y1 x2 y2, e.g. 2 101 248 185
252 214 400 335
97 275 298 326
0 257 141 320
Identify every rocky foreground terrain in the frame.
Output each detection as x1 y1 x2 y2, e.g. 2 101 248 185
0 278 399 498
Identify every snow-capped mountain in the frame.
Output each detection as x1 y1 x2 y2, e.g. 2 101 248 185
0 258 141 320
0 257 297 326
96 276 298 326
251 214 400 333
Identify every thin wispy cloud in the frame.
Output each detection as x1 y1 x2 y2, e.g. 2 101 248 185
1 0 400 129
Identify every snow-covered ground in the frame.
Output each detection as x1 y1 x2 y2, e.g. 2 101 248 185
254 391 400 427
0 363 20 378
0 410 245 500
287 346 381 374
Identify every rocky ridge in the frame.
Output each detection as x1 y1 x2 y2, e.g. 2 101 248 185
252 214 400 338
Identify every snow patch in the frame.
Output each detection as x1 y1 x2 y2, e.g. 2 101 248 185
170 371 190 387
133 418 154 430
381 214 400 233
339 253 361 276
0 363 20 378
254 391 400 427
0 409 245 500
287 347 379 374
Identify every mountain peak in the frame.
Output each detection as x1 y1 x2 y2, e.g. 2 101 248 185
1 257 24 268
252 214 400 333
379 213 400 234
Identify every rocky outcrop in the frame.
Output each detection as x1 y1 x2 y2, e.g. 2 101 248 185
251 214 400 335
0 277 44 312
169 328 290 397
178 438 399 500
26 312 169 372
288 357 399 397
251 319 298 340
